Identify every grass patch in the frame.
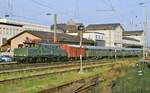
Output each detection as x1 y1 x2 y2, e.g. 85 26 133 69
0 66 111 93
0 58 138 81
112 64 150 93
0 58 139 93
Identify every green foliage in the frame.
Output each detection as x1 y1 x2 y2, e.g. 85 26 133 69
112 66 150 93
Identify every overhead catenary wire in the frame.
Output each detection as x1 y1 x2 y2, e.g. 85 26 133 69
2 0 41 22
0 0 84 24
31 0 76 18
74 0 80 18
31 0 65 14
104 0 128 29
11 14 42 22
30 0 84 22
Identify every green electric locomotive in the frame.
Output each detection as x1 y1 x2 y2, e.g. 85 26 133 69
14 43 67 63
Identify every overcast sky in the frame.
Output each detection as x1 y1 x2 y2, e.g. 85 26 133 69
0 0 149 44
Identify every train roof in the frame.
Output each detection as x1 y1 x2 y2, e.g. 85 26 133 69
67 44 142 51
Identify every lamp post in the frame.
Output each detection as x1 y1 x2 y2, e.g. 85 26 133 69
139 0 148 60
78 25 85 73
46 13 57 43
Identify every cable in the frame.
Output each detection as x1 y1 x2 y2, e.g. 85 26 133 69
74 0 80 18
11 14 40 21
31 0 73 16
105 0 127 29
30 0 84 22
7 0 13 16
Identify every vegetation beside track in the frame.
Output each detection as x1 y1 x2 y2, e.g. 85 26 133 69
0 58 138 82
0 58 139 93
0 57 137 71
93 59 136 93
0 66 110 93
94 59 150 93
112 62 150 93
0 61 115 82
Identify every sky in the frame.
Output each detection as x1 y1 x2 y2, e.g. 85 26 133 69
0 0 149 45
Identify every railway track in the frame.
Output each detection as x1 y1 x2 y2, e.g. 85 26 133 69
0 59 115 71
0 62 64 71
0 61 124 83
0 60 105 74
0 61 109 81
0 58 114 72
0 62 17 65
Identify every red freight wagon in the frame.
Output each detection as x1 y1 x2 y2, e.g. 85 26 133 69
60 44 85 60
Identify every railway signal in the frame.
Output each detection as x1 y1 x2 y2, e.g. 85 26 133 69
78 25 85 73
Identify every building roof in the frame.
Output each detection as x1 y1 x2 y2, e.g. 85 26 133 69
0 18 49 28
123 30 143 36
123 37 140 42
86 23 123 30
3 30 94 46
51 23 83 33
51 24 66 31
0 21 23 27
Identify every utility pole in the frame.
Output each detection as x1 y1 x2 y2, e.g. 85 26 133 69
80 30 83 73
53 14 57 43
140 0 148 60
46 13 57 43
115 49 117 62
143 0 148 60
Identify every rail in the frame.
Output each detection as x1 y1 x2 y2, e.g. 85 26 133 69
0 61 125 83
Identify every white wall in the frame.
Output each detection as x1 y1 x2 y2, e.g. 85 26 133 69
0 24 23 45
125 35 143 45
86 26 123 47
0 18 51 46
0 18 50 31
122 39 141 46
83 32 104 41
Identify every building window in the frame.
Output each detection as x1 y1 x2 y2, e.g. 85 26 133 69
2 28 5 35
2 38 7 44
13 31 15 35
6 31 9 35
3 30 5 35
10 30 12 35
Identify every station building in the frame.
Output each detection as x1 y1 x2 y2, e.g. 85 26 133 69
1 30 95 55
0 18 50 46
85 23 123 47
122 30 143 48
82 32 105 46
53 23 123 47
